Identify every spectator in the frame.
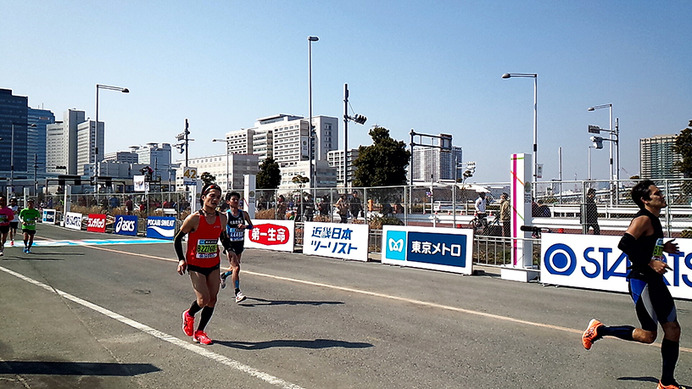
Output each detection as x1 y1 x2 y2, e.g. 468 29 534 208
584 188 600 235
335 194 349 223
350 191 364 219
499 193 511 237
537 200 551 217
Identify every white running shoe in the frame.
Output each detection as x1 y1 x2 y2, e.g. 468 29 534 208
235 290 246 303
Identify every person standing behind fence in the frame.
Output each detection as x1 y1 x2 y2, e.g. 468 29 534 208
581 180 684 389
584 188 600 235
276 195 287 220
499 193 511 238
350 191 363 220
335 194 349 223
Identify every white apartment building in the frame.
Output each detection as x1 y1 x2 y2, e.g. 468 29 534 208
46 109 85 175
225 128 254 154
279 160 336 190
327 148 360 186
177 153 259 191
76 120 104 176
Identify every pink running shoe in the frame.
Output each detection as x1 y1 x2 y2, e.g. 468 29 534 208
192 330 212 345
182 309 194 337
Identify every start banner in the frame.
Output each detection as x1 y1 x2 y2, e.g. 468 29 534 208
541 234 692 300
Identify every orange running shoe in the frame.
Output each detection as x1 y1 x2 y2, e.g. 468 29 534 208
582 319 603 350
193 330 212 345
182 309 195 337
657 381 687 389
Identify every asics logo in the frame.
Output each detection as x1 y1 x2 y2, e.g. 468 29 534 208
115 219 136 232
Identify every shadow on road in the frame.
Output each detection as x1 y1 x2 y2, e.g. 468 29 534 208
215 338 373 350
0 361 160 376
239 297 344 307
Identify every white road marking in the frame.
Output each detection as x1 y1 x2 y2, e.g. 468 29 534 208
18 242 692 354
0 265 305 389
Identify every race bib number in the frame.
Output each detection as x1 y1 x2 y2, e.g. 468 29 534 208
196 239 219 259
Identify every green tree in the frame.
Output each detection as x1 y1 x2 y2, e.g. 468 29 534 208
200 172 216 186
257 157 282 189
352 127 410 187
673 120 692 178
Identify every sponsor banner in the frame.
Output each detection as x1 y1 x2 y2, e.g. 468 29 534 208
87 214 107 233
42 209 57 224
381 225 473 275
303 222 369 262
146 216 176 240
64 212 82 230
245 219 294 252
114 215 138 236
541 234 692 300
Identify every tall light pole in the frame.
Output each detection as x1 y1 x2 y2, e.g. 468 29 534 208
212 138 231 191
9 122 36 197
308 36 319 190
502 73 538 191
95 84 129 192
343 83 367 188
587 103 616 182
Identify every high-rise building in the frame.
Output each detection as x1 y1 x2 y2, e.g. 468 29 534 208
27 107 55 174
0 89 29 176
133 143 174 181
77 120 104 175
640 134 682 179
46 109 86 175
411 145 463 182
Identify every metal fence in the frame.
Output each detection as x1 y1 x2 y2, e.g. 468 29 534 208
39 178 692 268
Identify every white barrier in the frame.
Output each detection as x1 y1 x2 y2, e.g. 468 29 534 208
541 233 692 300
245 219 295 252
381 225 473 275
303 222 369 262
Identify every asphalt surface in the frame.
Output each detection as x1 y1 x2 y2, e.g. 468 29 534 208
0 224 690 389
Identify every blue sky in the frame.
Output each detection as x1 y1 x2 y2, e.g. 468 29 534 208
2 1 691 182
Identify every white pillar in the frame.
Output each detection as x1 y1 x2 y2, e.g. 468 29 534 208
502 153 539 282
244 174 256 219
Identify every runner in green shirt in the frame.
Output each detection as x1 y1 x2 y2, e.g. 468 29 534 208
19 199 41 254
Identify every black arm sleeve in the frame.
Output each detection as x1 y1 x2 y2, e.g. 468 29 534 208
219 230 232 251
174 230 186 261
618 232 637 261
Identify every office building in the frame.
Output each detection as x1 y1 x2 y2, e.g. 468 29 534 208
0 89 29 177
46 109 86 175
27 108 55 174
411 145 463 182
640 134 683 179
178 153 258 191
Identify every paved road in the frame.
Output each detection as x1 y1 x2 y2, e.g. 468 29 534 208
1 224 690 388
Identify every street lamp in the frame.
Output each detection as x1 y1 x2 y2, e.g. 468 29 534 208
587 103 617 183
212 138 231 191
95 84 129 192
308 36 319 190
9 122 36 198
343 83 367 187
502 72 538 190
